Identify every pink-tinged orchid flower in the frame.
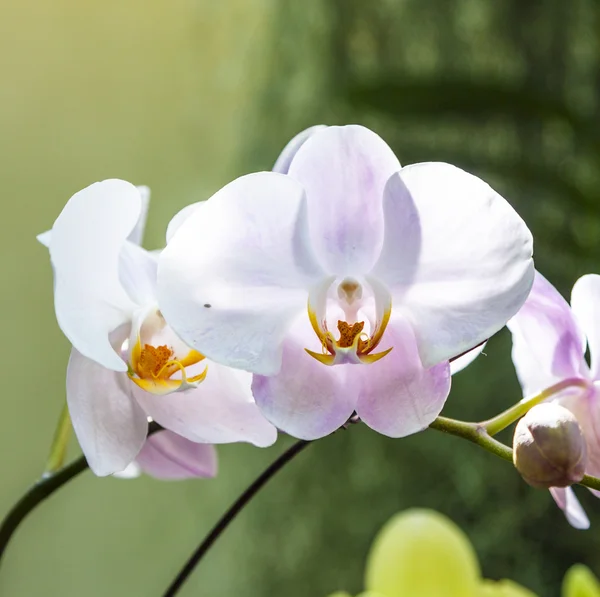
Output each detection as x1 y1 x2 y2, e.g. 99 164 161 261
158 125 534 440
38 180 277 477
508 271 600 529
115 430 218 481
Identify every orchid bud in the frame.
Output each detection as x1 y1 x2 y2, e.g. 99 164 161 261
513 403 587 489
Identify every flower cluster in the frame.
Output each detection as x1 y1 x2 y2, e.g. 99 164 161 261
40 123 600 533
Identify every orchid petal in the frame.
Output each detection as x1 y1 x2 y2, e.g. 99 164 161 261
118 241 158 307
133 363 278 447
479 579 538 597
365 509 480 597
507 271 587 396
571 274 600 380
549 487 590 529
67 348 148 477
272 125 327 174
158 172 324 375
373 163 534 368
562 564 600 597
127 185 151 245
166 201 203 244
252 316 356 439
112 462 142 479
49 180 143 371
450 342 486 375
136 430 218 480
288 125 401 274
353 316 451 437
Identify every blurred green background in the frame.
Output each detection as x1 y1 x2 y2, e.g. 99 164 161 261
2 0 600 595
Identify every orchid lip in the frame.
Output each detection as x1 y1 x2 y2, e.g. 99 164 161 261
127 335 207 395
305 276 393 366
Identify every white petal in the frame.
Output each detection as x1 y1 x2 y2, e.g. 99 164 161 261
288 125 401 274
67 348 148 477
158 172 324 375
272 125 327 174
450 342 486 375
112 462 142 479
373 163 534 367
571 274 600 379
119 241 158 307
37 230 52 248
50 180 143 371
133 363 278 447
549 487 590 529
165 201 204 244
127 185 151 245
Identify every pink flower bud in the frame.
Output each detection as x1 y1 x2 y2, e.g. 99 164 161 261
513 403 587 489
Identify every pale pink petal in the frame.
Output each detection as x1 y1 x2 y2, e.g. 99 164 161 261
67 348 148 477
272 125 327 174
288 125 401 275
252 316 356 439
559 385 600 486
507 271 587 396
136 431 218 480
49 180 143 371
133 364 278 447
549 487 590 529
571 274 600 379
450 342 486 375
158 172 324 375
373 164 534 368
352 316 451 437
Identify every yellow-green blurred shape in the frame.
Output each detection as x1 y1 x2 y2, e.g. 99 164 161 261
479 579 538 597
563 565 600 597
364 509 481 597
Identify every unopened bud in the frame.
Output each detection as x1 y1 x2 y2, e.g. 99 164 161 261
513 403 587 489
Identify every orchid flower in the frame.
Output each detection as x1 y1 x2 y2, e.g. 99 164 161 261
114 430 218 481
507 271 600 529
158 124 534 440
39 180 277 476
327 508 537 597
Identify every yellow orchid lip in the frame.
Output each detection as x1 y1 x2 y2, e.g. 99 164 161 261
305 300 393 366
127 336 207 395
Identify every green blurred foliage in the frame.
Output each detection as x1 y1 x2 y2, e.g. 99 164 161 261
2 0 600 596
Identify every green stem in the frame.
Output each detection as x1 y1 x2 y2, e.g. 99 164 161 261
482 378 589 436
429 415 600 490
44 402 72 475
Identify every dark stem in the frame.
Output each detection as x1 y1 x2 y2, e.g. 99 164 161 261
0 422 162 566
162 439 311 597
0 455 88 564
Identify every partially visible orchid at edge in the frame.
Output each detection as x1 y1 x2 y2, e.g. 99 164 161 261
508 270 600 529
157 124 535 441
326 508 600 597
39 183 277 477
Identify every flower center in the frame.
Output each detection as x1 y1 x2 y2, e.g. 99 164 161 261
127 336 207 395
305 276 393 366
137 344 174 377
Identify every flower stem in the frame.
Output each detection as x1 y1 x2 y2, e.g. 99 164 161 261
429 415 600 490
482 378 589 436
0 454 88 565
44 402 72 475
162 439 311 597
0 421 162 568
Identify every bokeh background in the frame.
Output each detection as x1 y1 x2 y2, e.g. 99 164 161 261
2 0 600 595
